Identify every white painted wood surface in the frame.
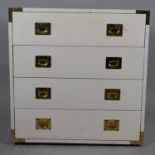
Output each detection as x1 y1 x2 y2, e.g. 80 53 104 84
13 46 144 79
23 8 136 14
141 26 150 131
25 138 130 144
15 109 141 140
14 78 142 110
9 8 149 144
13 12 145 47
9 23 15 129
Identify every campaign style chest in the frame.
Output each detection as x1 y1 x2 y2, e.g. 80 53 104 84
8 8 150 145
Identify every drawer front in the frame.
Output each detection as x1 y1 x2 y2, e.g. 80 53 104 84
14 78 142 110
13 46 144 79
13 12 145 47
15 109 141 140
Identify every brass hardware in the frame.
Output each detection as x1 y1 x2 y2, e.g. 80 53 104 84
136 10 150 25
36 118 51 130
35 56 51 68
36 88 51 99
35 23 51 35
130 132 144 145
11 129 25 143
104 120 119 131
105 89 120 100
8 7 23 22
107 24 123 36
106 57 122 69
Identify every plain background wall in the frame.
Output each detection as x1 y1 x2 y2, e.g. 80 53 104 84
0 0 155 154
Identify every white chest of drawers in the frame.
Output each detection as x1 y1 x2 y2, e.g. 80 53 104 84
8 8 150 145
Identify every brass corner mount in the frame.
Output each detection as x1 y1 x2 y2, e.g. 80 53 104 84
8 7 23 22
130 132 144 145
11 129 25 144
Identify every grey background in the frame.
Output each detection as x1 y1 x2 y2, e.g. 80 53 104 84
0 0 155 154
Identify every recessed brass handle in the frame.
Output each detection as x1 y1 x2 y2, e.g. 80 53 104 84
36 118 51 130
104 120 119 131
36 88 51 99
107 24 123 36
105 89 120 100
108 60 119 68
106 57 122 69
35 56 51 68
35 23 51 35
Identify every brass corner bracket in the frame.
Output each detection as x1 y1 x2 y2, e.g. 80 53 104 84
8 7 23 22
130 132 144 145
136 10 150 25
11 129 25 144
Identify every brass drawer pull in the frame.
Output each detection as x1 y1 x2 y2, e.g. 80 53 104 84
36 88 51 99
107 24 123 36
35 23 51 35
36 118 51 130
35 56 51 68
106 57 122 69
104 120 119 131
105 89 120 100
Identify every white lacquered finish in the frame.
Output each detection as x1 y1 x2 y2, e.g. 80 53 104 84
141 26 150 131
23 8 136 14
13 46 144 79
15 109 141 140
9 8 150 144
14 78 142 110
25 139 130 144
9 23 14 129
13 12 145 47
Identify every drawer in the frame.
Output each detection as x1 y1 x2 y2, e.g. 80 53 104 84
13 12 146 47
15 109 141 140
14 78 142 110
13 46 144 79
